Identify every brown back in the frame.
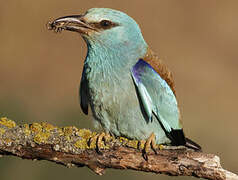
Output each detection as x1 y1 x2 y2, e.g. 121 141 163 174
143 48 177 96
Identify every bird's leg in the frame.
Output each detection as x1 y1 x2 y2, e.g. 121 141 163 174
88 132 111 153
144 132 157 153
141 133 160 160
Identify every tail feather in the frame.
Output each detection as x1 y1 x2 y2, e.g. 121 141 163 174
167 129 202 151
169 129 186 146
185 137 202 151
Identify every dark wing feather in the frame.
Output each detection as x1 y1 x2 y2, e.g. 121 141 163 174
79 74 88 115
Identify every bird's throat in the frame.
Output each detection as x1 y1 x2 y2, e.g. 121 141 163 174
84 38 148 72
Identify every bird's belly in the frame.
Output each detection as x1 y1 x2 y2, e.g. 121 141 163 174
87 74 170 144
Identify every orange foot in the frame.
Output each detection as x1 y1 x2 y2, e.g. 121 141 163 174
88 132 111 154
141 133 163 160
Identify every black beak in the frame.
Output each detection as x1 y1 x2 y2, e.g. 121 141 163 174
47 15 95 34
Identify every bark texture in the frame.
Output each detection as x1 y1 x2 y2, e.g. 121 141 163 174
0 117 237 180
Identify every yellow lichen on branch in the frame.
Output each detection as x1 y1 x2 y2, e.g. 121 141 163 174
0 117 237 180
0 117 139 151
0 117 16 128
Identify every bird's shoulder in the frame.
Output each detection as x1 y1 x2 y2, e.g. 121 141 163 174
142 48 176 96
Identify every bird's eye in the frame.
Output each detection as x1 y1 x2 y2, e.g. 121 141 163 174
100 20 112 28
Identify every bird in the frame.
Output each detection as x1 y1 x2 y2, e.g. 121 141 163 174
48 8 201 153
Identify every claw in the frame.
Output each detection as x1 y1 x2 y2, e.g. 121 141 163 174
88 132 111 154
88 134 98 148
96 132 106 153
141 133 158 160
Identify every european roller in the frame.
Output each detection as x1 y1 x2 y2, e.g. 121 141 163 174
48 8 201 153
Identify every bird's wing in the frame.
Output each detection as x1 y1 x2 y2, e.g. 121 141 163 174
143 48 176 96
131 59 185 145
79 71 88 115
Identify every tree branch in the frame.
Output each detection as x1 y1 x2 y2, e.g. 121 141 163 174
0 117 237 180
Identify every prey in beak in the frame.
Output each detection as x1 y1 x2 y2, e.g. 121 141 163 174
47 15 97 35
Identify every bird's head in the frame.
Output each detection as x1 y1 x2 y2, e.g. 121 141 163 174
48 8 147 58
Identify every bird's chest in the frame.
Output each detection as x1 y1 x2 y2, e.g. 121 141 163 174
83 64 134 116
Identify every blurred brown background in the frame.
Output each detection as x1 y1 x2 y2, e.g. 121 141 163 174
1 0 237 179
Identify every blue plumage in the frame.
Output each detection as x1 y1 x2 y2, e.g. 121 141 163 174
50 8 201 150
131 59 180 132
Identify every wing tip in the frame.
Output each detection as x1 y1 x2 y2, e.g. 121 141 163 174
80 102 88 115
